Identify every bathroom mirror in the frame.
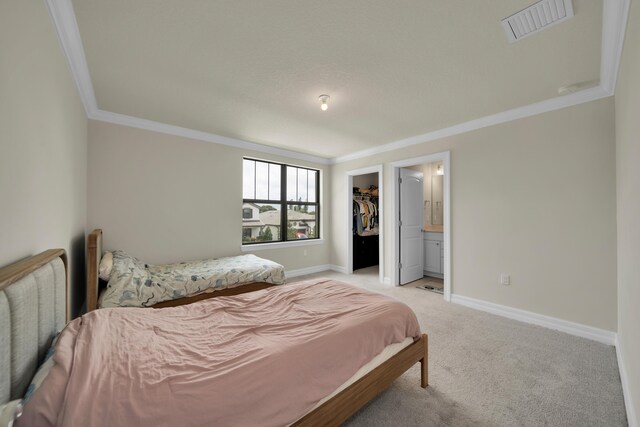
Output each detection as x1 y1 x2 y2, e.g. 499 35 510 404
431 175 443 225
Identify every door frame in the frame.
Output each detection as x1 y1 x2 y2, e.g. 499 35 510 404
345 165 384 284
390 151 451 301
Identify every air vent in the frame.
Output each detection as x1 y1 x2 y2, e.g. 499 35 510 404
501 0 574 43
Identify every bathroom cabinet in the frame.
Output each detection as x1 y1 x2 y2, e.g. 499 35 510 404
423 232 444 278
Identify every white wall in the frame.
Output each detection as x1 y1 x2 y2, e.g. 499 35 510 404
331 98 617 331
614 0 640 423
87 120 330 271
0 0 88 317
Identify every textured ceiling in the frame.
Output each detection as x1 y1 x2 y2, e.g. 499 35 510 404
72 0 602 158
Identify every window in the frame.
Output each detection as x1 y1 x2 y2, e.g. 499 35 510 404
242 158 320 245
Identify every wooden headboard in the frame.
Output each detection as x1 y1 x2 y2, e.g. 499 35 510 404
0 249 67 404
87 229 102 312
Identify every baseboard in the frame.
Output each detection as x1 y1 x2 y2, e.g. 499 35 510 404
329 264 347 274
450 294 616 345
423 271 444 279
616 335 638 427
383 277 391 285
286 264 333 278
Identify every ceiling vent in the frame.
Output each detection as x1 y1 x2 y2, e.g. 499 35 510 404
501 0 574 43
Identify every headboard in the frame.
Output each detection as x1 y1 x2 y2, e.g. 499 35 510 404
0 249 67 405
87 229 102 312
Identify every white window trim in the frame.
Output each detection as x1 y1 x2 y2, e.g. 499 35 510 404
241 239 325 252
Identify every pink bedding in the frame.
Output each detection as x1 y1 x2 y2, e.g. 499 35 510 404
19 279 421 427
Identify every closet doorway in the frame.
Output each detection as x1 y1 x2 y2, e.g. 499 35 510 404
391 152 451 301
345 165 384 284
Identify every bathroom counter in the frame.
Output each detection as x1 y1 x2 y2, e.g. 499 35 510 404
423 224 443 233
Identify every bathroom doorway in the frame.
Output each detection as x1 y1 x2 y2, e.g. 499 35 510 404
408 161 445 295
391 152 451 301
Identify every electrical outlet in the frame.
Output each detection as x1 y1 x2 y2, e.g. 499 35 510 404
500 274 510 286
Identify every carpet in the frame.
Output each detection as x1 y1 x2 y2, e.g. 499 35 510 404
290 268 628 426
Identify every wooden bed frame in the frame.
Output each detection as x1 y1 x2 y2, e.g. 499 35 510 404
0 248 68 320
3 248 428 426
86 228 276 311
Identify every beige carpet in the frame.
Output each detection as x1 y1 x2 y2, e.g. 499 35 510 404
290 267 627 426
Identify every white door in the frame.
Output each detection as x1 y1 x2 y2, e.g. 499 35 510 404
399 168 424 284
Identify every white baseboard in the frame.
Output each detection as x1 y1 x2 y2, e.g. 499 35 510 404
450 294 616 346
383 277 391 285
616 335 638 427
286 264 333 278
423 271 444 279
284 271 634 422
329 264 347 274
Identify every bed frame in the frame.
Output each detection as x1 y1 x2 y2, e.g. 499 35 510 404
0 249 67 405
1 249 428 425
87 229 276 311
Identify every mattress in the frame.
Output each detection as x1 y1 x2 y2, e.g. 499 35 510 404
304 337 414 416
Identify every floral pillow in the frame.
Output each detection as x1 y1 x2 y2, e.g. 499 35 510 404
0 335 59 427
22 333 59 404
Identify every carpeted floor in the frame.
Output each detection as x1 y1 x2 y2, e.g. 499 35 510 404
289 267 628 426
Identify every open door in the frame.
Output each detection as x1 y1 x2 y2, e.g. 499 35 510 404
399 168 424 284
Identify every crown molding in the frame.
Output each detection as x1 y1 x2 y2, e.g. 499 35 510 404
332 0 630 164
45 0 331 166
332 85 611 164
90 110 332 165
45 0 98 115
46 0 629 166
601 0 631 95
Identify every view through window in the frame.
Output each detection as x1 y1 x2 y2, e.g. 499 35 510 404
242 158 320 244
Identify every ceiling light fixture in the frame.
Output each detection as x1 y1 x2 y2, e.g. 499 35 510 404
319 95 330 111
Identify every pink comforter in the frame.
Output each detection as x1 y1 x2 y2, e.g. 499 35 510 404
20 279 421 427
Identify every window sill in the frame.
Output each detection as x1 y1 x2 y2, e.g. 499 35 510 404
241 239 325 252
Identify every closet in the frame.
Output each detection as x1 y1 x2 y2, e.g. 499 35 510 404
352 173 379 270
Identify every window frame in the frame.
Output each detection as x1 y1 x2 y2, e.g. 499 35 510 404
242 158 320 246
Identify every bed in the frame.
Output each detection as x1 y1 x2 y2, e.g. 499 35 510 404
1 249 428 427
87 229 285 310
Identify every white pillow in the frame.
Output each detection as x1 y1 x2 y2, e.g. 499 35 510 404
0 400 23 427
99 251 114 281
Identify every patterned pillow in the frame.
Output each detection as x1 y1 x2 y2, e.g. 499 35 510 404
22 333 59 404
0 399 22 427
